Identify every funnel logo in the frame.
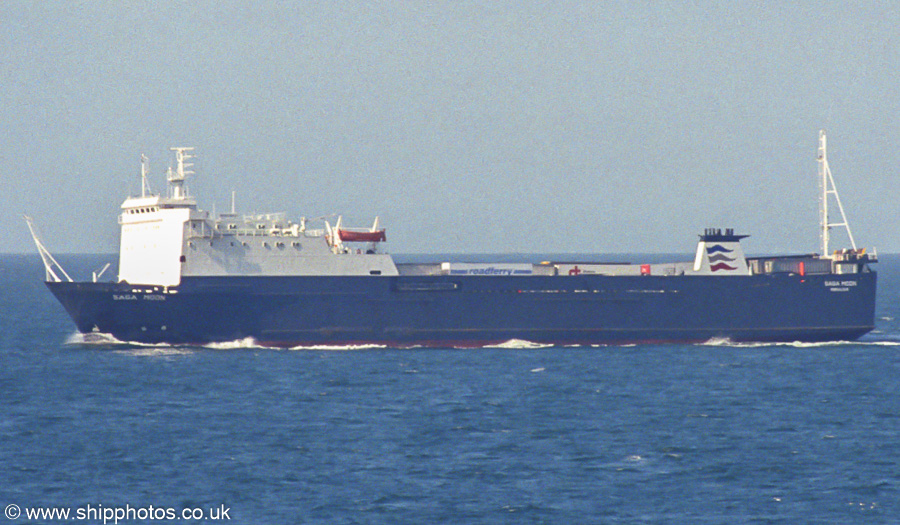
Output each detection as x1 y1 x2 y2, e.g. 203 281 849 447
707 245 737 272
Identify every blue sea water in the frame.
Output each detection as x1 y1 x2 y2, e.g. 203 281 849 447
2 254 899 524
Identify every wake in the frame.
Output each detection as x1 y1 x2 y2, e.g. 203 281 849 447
698 336 900 348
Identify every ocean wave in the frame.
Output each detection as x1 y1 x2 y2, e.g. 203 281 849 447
65 331 124 345
66 332 267 351
698 337 900 348
65 332 387 351
855 339 900 346
115 347 195 356
287 343 388 351
65 331 175 348
783 341 900 348
64 331 198 356
204 337 274 350
484 339 554 349
701 336 736 346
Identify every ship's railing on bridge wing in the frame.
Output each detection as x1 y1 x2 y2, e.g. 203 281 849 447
186 226 326 240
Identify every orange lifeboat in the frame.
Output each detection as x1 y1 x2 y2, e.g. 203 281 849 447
337 229 386 242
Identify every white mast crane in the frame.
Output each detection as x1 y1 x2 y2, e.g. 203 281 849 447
818 130 857 258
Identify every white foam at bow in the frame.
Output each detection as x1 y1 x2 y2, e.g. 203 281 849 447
65 331 172 348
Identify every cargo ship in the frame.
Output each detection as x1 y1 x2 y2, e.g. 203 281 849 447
29 132 877 347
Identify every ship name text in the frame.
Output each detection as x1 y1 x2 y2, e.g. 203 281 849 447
112 294 166 301
825 280 858 292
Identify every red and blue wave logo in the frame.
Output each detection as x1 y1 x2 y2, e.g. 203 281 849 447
707 244 737 272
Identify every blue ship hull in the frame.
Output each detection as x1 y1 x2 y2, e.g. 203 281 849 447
47 271 877 347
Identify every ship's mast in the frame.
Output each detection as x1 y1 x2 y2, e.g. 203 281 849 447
817 130 856 257
140 154 153 197
167 147 195 200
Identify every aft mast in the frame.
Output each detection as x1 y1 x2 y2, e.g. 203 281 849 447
818 130 857 258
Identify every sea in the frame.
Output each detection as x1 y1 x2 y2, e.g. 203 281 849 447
2 253 899 524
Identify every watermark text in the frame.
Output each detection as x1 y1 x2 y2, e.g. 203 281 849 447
5 503 230 523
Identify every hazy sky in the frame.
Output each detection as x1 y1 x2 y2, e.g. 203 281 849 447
4 1 899 255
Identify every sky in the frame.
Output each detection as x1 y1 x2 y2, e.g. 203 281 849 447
3 1 899 255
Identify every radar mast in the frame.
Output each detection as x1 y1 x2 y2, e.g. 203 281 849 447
167 147 195 200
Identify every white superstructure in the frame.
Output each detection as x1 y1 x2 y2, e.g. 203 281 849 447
117 148 398 286
112 136 870 288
